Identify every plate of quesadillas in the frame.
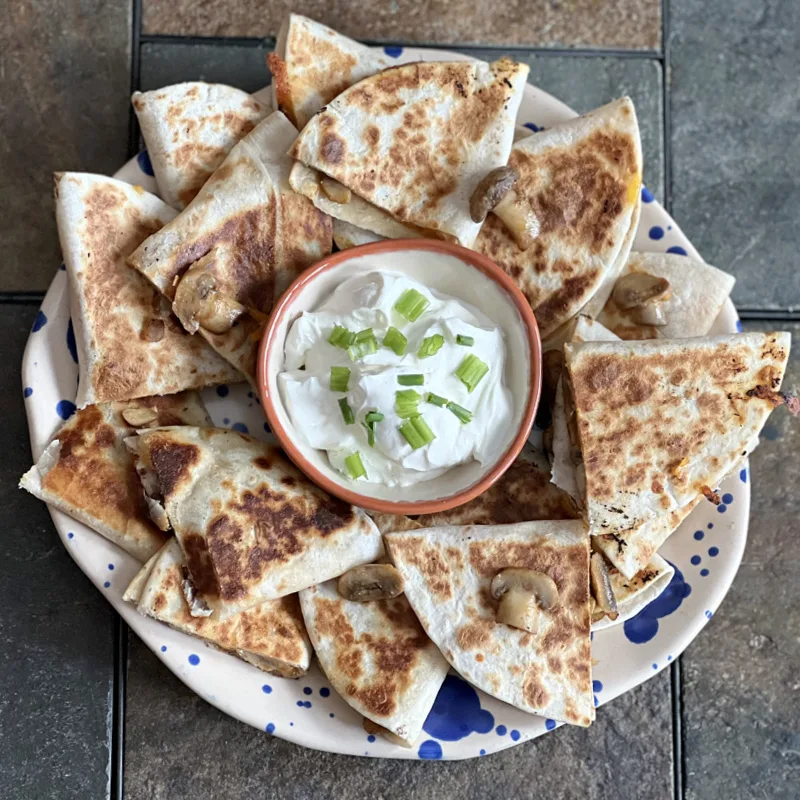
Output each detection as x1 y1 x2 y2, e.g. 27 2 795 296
19 12 795 760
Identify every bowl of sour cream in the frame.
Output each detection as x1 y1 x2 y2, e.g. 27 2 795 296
257 239 541 514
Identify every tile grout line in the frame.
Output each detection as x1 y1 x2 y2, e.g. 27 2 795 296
128 0 143 157
110 616 128 800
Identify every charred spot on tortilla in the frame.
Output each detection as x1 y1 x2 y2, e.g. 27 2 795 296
148 438 201 497
320 131 346 164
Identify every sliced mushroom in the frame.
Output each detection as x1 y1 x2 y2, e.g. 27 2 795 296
363 718 412 748
630 302 667 327
142 318 165 342
320 176 352 204
173 262 245 335
470 166 519 223
491 569 559 633
337 564 405 602
589 597 607 624
121 407 159 428
541 349 565 412
612 273 670 310
492 189 539 250
589 552 618 621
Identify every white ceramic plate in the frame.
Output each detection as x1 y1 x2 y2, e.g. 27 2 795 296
21 45 746 760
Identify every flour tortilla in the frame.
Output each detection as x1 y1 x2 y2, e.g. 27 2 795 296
299 580 449 745
386 521 593 727
565 332 791 577
132 83 269 209
268 14 390 129
289 58 529 248
20 392 210 561
55 173 242 407
127 539 311 677
128 426 382 615
598 251 735 340
475 98 642 338
332 219 386 251
128 112 332 380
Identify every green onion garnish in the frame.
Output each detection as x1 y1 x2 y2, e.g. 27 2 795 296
456 334 474 347
395 389 422 419
347 328 378 361
328 325 355 349
365 411 385 425
362 410 384 448
399 415 436 450
426 392 449 407
394 289 429 322
383 326 408 356
344 451 367 480
417 334 445 359
338 397 355 425
447 401 473 424
329 366 350 392
455 354 489 393
397 374 424 386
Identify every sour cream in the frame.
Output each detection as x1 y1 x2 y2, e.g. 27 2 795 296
278 271 513 487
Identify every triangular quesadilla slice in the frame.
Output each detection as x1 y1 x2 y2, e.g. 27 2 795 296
475 98 642 338
55 173 242 407
268 14 390 129
132 83 269 209
126 539 311 677
386 521 594 727
128 112 333 381
126 426 382 615
565 332 791 577
289 58 529 248
299 578 449 745
20 392 210 561
598 251 735 340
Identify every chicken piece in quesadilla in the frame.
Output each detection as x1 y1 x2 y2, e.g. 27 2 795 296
598 251 735 341
565 331 791 577
128 112 333 381
299 578 449 745
127 426 383 615
474 98 643 338
125 539 311 677
19 392 210 561
268 13 390 129
289 58 529 248
55 173 242 408
132 83 269 209
386 521 594 727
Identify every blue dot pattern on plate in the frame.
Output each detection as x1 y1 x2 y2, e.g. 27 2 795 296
592 680 603 693
717 504 727 513
523 121 542 132
296 700 312 708
303 687 312 695
700 569 709 576
188 654 200 665
103 581 110 588
423 674 494 741
545 719 556 731
691 555 701 565
418 740 442 760
708 546 719 557
59 263 66 271
266 722 275 734
56 400 76 421
641 186 654 203
496 725 507 736
667 246 688 256
384 46 403 58
67 532 74 539
708 523 714 529
739 468 748 483
231 422 249 433
705 610 713 619
216 384 229 397
161 645 167 652
320 687 330 697
480 749 486 755
510 730 521 741
735 319 743 333
108 563 115 570
721 493 733 504
329 713 334 718
694 530 704 541
367 734 376 743
137 149 155 176
649 225 665 240
262 684 272 694
24 387 33 398
67 319 78 364
624 562 691 644
32 311 48 332
652 663 658 670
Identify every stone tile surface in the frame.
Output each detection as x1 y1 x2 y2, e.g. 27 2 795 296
0 1 132 293
124 633 672 799
681 320 800 800
669 0 800 310
142 0 661 50
0 305 115 799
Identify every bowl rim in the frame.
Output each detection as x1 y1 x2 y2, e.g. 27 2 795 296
256 238 542 514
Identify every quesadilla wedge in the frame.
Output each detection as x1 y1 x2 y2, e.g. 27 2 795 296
598 251 735 340
20 392 210 561
565 332 791 577
386 521 594 727
128 112 332 381
299 579 449 745
127 426 382 615
475 98 643 338
55 173 242 407
289 58 529 248
126 539 311 677
332 219 386 251
132 83 269 209
268 14 390 129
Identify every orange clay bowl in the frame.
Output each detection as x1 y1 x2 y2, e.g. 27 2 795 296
257 239 541 515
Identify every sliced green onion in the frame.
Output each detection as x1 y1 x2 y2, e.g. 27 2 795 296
456 334 475 347
455 354 489 393
426 392 449 407
344 451 367 480
338 397 355 425
397 374 424 386
347 328 378 361
328 324 355 349
383 326 408 356
417 334 445 359
362 410 384 448
394 289 429 322
329 366 350 392
399 415 436 450
447 401 473 424
395 389 422 419
364 411 385 425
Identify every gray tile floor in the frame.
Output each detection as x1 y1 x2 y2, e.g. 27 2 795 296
2 1 799 797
